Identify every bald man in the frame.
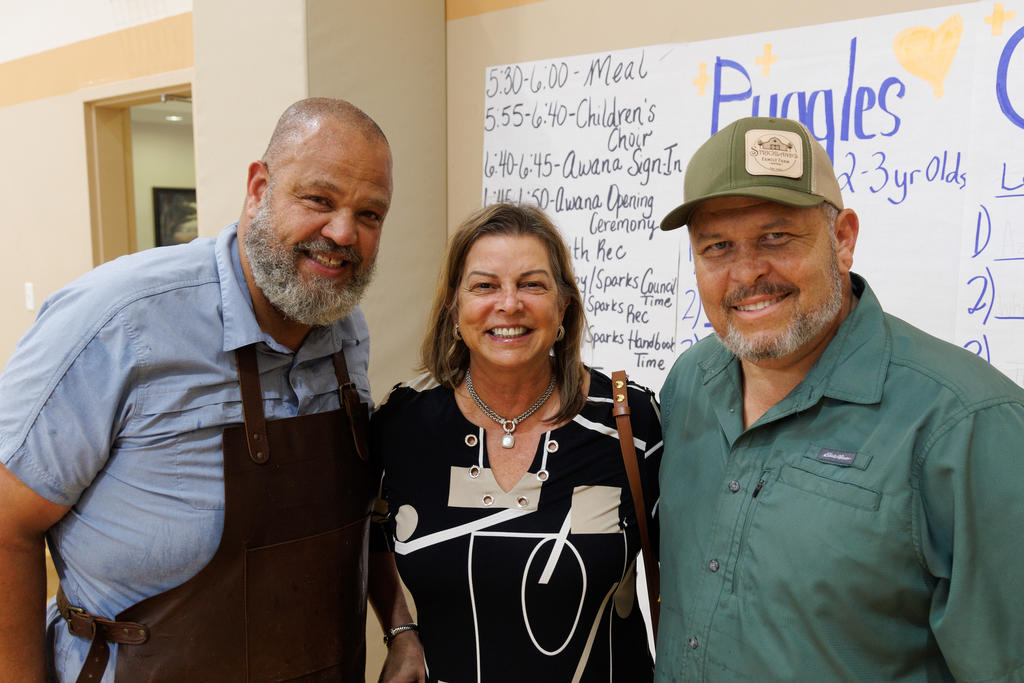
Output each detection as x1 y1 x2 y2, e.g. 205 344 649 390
0 98 424 682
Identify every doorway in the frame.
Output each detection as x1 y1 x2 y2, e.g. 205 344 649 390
83 84 194 266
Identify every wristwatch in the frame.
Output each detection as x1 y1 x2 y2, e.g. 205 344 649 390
383 622 419 647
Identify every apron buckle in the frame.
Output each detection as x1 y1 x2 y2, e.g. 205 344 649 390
64 604 96 638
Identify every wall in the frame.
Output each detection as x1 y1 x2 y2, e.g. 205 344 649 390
0 0 191 63
306 0 448 398
0 12 194 365
445 0 967 232
131 119 197 251
190 1 308 235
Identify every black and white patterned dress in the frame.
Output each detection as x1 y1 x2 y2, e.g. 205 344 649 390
372 369 662 683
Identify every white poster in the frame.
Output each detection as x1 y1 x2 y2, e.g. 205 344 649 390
956 4 1024 385
482 1 1024 389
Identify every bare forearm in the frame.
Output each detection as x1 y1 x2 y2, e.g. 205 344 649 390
368 551 425 682
0 538 48 682
0 463 69 683
368 551 414 629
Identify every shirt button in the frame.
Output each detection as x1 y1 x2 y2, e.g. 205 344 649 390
688 636 699 649
708 559 720 572
728 480 741 493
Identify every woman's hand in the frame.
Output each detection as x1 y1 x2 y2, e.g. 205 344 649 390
378 631 425 683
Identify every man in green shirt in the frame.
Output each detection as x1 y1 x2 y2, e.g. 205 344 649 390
655 116 1024 681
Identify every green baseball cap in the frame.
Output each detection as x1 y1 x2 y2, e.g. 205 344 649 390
660 117 843 230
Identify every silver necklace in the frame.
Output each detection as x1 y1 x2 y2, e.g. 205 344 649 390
465 368 556 448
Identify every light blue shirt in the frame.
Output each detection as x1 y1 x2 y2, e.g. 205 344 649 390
0 224 371 681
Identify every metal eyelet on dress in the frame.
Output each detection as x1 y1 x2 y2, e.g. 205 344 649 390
482 494 494 506
536 469 549 481
516 496 529 508
469 465 481 478
465 434 478 447
546 440 559 453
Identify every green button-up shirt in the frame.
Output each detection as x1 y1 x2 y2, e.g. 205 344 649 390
656 274 1024 682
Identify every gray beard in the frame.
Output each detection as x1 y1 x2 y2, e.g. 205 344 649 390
718 250 843 362
243 194 376 327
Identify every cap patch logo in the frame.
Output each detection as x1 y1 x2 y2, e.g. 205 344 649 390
744 128 803 179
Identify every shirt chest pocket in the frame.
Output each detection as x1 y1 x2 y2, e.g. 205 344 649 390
775 444 881 511
126 383 243 441
118 383 243 510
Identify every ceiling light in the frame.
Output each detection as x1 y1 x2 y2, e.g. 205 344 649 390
165 115 184 122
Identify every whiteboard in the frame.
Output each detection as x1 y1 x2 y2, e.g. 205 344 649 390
481 1 1024 391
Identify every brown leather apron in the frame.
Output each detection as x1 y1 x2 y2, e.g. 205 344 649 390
59 344 374 682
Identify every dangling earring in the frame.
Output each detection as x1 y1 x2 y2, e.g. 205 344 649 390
453 323 462 341
555 324 565 341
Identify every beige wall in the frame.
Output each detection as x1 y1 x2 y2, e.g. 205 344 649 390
0 0 191 63
306 0 448 398
445 0 967 232
191 1 308 235
0 67 193 365
0 94 93 363
0 11 194 366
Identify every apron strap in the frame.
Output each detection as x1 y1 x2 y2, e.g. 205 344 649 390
236 344 368 464
235 346 270 464
332 348 369 462
57 585 149 683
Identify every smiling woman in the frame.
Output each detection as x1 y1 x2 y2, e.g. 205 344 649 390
420 204 585 422
456 233 567 386
370 203 663 682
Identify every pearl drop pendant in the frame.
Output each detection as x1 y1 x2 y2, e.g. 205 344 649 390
501 433 515 449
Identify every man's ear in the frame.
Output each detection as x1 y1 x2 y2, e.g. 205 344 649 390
242 161 270 220
834 209 859 274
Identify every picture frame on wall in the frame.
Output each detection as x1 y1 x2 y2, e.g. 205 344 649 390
153 187 198 247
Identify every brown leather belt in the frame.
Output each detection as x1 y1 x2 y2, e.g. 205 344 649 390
56 585 149 682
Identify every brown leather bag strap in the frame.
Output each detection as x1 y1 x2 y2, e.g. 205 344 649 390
57 585 149 683
333 347 369 462
235 346 270 464
611 370 660 637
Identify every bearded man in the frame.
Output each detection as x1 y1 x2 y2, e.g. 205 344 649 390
0 99 424 682
654 117 1024 681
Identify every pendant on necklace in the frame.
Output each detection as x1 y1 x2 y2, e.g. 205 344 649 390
465 368 555 452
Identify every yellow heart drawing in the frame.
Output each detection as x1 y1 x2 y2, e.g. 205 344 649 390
893 14 963 98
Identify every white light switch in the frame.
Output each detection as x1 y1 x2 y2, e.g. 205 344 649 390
24 282 34 311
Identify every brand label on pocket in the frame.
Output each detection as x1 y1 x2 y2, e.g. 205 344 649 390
816 448 858 466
